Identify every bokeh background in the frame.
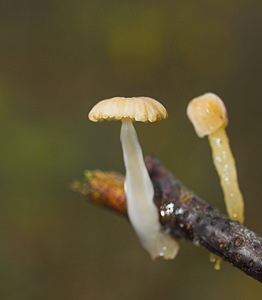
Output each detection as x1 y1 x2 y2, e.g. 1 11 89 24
0 0 261 299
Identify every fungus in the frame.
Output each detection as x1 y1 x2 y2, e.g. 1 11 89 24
88 96 179 259
187 93 244 224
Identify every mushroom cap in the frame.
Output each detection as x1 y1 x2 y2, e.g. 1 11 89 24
187 93 228 137
88 96 167 122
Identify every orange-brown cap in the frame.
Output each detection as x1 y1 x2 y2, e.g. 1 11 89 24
187 93 228 137
88 96 167 123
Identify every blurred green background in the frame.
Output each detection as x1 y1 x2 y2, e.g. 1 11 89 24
0 0 261 299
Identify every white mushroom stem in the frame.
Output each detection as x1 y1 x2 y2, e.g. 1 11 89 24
120 119 179 259
208 127 244 223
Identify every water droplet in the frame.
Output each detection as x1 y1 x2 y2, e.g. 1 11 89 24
215 156 222 163
232 212 238 219
175 208 184 215
216 138 222 146
166 203 174 215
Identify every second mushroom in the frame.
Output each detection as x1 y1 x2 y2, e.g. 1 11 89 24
187 92 244 224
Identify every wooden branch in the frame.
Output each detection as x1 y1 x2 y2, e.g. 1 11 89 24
71 156 262 283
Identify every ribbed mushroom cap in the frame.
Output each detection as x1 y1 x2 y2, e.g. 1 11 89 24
187 93 228 138
88 97 167 122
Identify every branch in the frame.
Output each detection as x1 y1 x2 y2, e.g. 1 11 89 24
71 156 262 283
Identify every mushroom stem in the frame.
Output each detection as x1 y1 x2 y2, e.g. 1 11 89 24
120 119 179 259
208 127 244 223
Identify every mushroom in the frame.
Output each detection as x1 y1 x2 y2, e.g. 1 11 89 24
88 96 179 259
187 93 244 224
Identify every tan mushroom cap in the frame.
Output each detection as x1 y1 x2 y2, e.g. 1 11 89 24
187 93 228 138
88 96 167 123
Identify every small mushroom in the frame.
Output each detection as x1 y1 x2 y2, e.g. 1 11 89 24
88 96 179 259
187 93 244 224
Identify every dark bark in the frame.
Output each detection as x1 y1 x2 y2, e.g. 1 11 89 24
72 155 262 283
146 156 262 282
